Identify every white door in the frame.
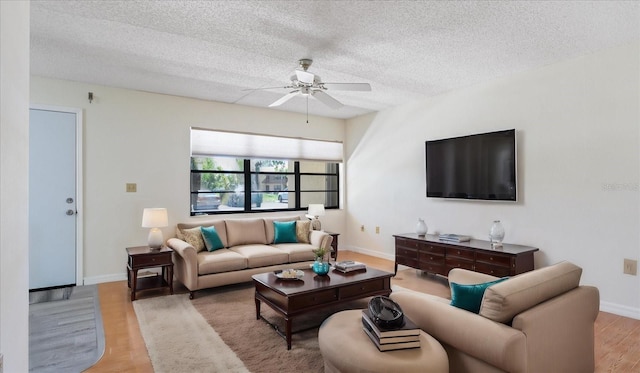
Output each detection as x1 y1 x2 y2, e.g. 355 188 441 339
29 108 79 290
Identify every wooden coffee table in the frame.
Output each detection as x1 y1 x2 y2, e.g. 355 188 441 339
252 267 393 349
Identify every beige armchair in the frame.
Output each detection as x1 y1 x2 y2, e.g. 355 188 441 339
390 261 599 373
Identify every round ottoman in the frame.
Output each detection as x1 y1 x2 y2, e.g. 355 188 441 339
318 309 448 373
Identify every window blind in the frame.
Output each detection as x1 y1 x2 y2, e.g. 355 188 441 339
190 128 343 162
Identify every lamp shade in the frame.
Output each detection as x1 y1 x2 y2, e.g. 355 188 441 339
141 208 168 228
308 204 325 217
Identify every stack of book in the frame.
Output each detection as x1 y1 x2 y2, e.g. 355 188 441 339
438 233 471 242
361 309 421 351
334 260 366 273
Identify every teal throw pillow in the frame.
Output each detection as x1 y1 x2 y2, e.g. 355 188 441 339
450 278 508 313
201 226 224 252
273 221 297 244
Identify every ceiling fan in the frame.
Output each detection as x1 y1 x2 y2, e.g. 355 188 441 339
248 59 371 110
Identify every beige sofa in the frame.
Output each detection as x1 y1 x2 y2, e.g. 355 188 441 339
166 216 333 299
390 261 599 373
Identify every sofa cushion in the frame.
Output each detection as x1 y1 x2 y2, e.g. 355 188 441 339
175 227 185 240
264 216 300 243
295 220 311 243
450 278 508 313
274 221 297 244
201 226 224 252
197 249 247 275
229 244 289 268
177 220 228 248
271 243 316 262
225 219 267 246
480 261 582 323
182 227 206 252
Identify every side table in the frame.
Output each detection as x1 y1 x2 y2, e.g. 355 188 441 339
126 245 174 301
325 231 340 260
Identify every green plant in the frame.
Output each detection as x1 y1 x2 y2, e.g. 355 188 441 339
312 247 327 260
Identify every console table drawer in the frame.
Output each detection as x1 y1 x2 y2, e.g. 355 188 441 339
476 252 512 268
474 262 511 277
418 252 445 264
129 252 172 268
446 257 474 271
340 279 385 299
290 289 338 308
418 243 445 255
397 257 418 268
446 248 475 260
396 238 419 249
396 247 417 259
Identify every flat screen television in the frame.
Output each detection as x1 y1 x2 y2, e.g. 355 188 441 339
425 129 517 201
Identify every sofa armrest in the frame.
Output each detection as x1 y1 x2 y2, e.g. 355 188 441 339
512 286 599 373
391 288 526 373
448 268 500 285
166 238 198 291
309 230 333 252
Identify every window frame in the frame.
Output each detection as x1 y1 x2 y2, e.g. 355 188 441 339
190 158 340 216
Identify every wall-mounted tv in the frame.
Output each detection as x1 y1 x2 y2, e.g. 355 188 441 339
425 129 517 201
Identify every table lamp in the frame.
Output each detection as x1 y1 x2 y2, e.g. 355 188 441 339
307 204 325 230
142 208 168 249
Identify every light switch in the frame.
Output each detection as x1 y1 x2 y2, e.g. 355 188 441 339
126 183 137 193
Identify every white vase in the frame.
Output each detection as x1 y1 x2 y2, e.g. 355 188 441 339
489 220 505 244
416 218 427 236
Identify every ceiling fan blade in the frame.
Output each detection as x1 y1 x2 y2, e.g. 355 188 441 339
322 83 372 91
312 90 343 109
269 91 299 107
295 70 315 84
242 85 295 91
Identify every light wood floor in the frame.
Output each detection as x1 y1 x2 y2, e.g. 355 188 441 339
84 251 640 372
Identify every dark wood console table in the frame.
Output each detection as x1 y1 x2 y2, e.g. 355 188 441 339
393 233 539 277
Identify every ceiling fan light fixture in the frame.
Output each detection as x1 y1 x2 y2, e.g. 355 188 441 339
298 58 313 71
257 58 371 112
295 69 315 85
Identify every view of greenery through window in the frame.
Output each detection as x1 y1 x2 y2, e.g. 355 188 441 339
190 156 339 215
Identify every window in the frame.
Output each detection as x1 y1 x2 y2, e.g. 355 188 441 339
190 129 342 215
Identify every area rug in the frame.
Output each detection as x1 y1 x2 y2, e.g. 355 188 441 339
134 283 371 372
133 293 250 373
29 285 105 373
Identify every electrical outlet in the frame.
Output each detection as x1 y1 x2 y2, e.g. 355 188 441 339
126 183 137 192
360 225 365 232
623 259 637 275
375 226 380 234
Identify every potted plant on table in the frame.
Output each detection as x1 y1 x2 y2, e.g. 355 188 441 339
311 247 330 275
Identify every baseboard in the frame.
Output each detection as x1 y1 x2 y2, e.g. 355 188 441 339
343 245 395 262
83 273 126 285
600 301 640 320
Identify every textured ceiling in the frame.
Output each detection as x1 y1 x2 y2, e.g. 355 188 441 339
30 1 640 119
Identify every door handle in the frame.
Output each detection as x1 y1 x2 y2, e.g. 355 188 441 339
66 209 75 216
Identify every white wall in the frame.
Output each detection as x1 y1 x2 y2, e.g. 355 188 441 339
0 0 30 370
29 42 639 319
30 78 346 283
345 42 640 319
